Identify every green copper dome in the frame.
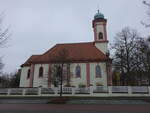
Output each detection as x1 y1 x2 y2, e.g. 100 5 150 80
94 10 104 19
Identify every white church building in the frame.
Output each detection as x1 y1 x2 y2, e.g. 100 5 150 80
19 11 112 88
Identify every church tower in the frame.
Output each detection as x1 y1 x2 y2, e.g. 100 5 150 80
93 10 108 54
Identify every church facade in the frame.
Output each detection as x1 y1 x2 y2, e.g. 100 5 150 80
19 11 112 88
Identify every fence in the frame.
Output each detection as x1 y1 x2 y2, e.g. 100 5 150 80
0 86 150 97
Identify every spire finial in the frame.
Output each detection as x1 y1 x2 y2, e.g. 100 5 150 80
94 4 104 19
97 4 100 13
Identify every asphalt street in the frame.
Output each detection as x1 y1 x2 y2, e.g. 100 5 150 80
0 104 150 113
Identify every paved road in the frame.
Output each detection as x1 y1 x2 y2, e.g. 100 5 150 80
0 98 150 104
0 104 150 113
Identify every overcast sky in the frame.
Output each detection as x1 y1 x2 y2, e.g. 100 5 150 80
0 0 149 73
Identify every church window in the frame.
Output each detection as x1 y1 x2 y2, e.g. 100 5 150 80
39 66 44 77
27 69 30 79
98 32 103 39
95 65 101 77
75 65 81 78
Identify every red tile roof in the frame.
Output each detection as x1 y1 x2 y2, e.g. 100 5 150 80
21 55 40 67
22 42 110 67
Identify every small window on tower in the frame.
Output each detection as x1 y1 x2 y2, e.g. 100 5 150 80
98 32 103 39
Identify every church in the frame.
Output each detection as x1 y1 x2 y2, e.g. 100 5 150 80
19 11 112 88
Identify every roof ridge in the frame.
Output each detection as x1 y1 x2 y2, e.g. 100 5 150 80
31 54 41 56
42 44 58 55
57 41 93 45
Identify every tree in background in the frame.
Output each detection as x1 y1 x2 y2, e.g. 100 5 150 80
112 27 140 85
0 70 21 88
112 27 150 86
0 12 10 73
135 37 150 85
0 73 10 87
112 69 121 86
142 0 150 27
9 69 21 87
0 58 4 74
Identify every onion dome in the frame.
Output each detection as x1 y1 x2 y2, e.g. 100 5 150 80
94 10 104 19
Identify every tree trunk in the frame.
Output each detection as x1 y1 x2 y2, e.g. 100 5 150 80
60 64 63 97
66 64 70 86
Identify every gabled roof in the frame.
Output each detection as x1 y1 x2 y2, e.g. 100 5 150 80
21 42 110 67
21 55 40 67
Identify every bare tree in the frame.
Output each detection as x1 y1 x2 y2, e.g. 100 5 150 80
0 58 4 74
0 12 10 47
136 37 150 85
0 12 10 73
9 70 21 88
112 27 140 85
50 48 72 97
57 48 70 97
112 27 150 85
0 70 20 88
142 0 150 27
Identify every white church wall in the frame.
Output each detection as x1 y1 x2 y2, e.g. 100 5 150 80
70 63 87 87
69 62 108 87
21 62 108 88
90 62 107 87
96 22 105 39
95 43 108 54
33 64 49 87
94 21 108 54
19 66 30 87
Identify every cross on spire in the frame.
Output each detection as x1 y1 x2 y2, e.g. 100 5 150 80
97 4 100 13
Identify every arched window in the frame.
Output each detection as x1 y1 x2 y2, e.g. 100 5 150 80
98 32 103 39
96 65 101 77
75 65 81 78
39 66 43 77
27 69 30 79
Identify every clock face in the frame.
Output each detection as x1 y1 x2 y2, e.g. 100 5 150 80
98 32 103 40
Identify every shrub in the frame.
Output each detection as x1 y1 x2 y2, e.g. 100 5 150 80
78 83 86 88
96 82 103 86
